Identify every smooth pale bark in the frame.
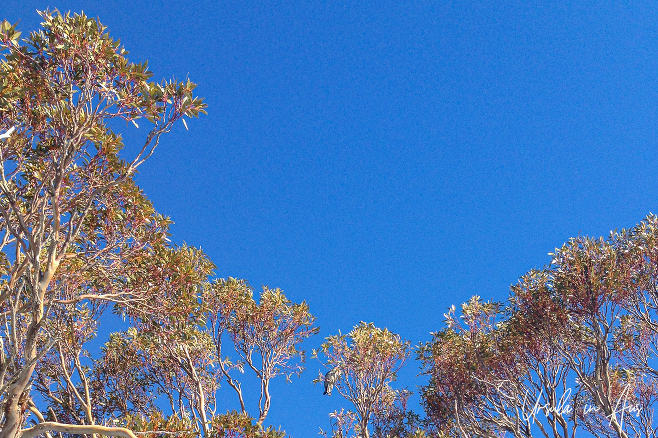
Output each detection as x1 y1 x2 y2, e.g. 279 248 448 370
19 422 138 438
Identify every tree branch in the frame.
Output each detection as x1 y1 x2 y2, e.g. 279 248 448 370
20 422 138 438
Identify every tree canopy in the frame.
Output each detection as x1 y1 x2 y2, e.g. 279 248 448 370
418 216 658 438
0 10 312 438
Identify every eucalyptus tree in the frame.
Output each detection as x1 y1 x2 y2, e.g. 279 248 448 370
0 10 316 438
419 215 658 438
0 9 205 438
315 322 419 438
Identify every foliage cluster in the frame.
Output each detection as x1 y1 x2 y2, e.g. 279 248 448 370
418 216 658 438
0 10 314 438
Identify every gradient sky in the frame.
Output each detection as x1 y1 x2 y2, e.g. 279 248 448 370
3 1 658 436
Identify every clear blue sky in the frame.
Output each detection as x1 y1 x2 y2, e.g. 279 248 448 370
3 1 658 436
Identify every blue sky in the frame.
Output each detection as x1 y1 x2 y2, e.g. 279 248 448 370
3 1 658 436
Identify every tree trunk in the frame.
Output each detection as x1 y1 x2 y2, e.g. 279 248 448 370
359 418 369 438
2 391 24 438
